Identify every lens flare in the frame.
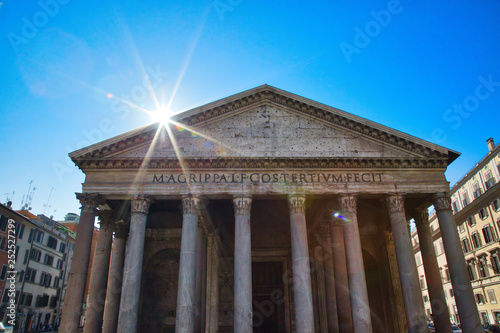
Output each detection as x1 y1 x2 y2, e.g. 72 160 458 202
150 104 171 126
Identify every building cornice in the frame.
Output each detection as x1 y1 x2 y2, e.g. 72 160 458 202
73 156 449 171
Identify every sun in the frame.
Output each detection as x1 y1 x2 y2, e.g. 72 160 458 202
150 104 172 126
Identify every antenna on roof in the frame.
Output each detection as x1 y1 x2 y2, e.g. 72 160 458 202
21 180 36 210
43 186 56 215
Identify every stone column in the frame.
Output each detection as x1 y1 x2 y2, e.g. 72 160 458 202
175 195 200 333
59 193 103 333
328 212 353 333
205 235 219 333
117 195 152 332
339 194 372 333
288 194 315 333
317 222 339 333
83 210 115 333
414 208 452 333
233 196 253 333
386 195 426 333
194 226 206 333
102 222 128 333
433 193 484 333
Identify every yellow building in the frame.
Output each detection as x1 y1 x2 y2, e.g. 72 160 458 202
412 137 500 325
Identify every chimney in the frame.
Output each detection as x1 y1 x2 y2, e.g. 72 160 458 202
6 201 12 209
487 138 495 152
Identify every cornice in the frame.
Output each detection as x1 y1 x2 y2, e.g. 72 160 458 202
73 157 449 171
69 87 458 163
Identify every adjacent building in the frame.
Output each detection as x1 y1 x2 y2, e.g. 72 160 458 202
412 137 500 325
0 203 76 331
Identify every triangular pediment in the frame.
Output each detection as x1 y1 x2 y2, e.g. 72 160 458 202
70 85 459 170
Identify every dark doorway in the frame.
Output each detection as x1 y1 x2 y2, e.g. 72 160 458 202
252 261 286 333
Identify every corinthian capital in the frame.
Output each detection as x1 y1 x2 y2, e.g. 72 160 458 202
131 195 153 214
414 207 430 225
76 193 105 213
97 209 115 230
233 196 252 215
433 193 452 212
386 195 405 214
182 195 200 215
288 194 306 215
339 195 357 213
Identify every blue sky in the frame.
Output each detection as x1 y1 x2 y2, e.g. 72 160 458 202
0 0 499 219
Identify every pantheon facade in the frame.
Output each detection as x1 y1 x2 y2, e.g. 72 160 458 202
59 86 484 333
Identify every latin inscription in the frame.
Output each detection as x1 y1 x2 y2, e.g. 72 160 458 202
152 172 384 184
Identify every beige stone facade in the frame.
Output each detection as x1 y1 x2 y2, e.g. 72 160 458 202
412 138 500 326
59 85 482 333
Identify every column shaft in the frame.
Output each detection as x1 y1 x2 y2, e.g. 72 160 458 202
117 195 152 332
194 227 205 333
59 193 102 333
329 217 353 333
386 195 426 333
83 210 114 333
340 195 372 333
233 196 253 333
321 231 339 333
434 193 484 333
102 226 127 333
288 194 315 333
414 208 452 333
175 196 200 333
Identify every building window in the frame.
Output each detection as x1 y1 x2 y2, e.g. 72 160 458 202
483 225 495 243
473 182 483 198
488 289 498 304
475 293 486 304
40 273 52 287
423 295 429 303
459 223 465 233
18 271 24 282
452 201 459 214
49 296 58 308
56 259 63 270
479 208 489 220
472 232 483 248
30 249 41 262
47 236 58 250
25 268 37 283
1 289 8 303
0 265 8 280
467 260 477 281
481 311 490 324
493 199 500 212
444 268 451 282
468 216 476 227
494 311 500 324
54 276 60 288
491 251 500 274
18 223 25 239
0 236 6 251
43 255 54 266
0 217 7 231
420 278 426 290
462 238 471 253
35 231 44 243
24 294 33 306
59 242 66 253
485 170 496 190
449 289 455 298
463 191 470 207
478 257 489 278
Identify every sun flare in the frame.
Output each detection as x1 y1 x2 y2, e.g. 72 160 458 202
150 104 172 126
